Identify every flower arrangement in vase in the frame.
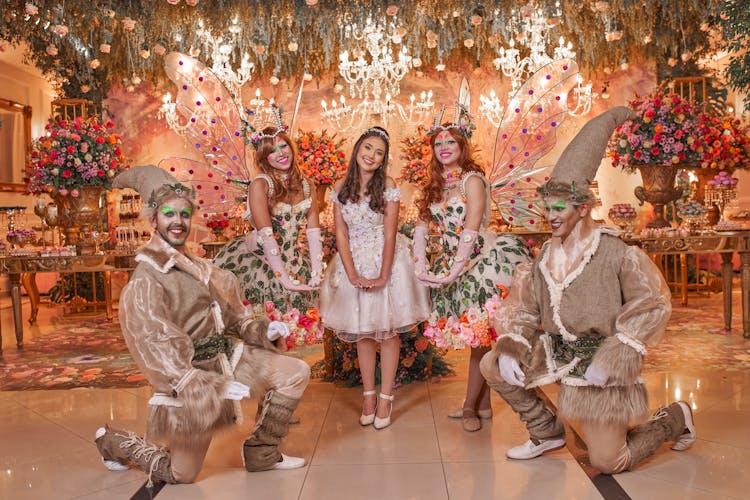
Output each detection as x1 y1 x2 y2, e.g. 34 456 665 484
205 213 230 241
397 125 431 188
27 116 128 195
607 88 703 228
608 89 702 171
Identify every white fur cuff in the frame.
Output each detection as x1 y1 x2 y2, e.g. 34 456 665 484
497 333 532 351
615 333 647 356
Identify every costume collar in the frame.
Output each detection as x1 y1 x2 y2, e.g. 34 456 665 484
136 233 213 285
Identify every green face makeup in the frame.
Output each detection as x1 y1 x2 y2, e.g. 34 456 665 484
544 200 569 212
159 206 192 217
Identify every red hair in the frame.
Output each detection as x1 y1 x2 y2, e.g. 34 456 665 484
417 127 483 222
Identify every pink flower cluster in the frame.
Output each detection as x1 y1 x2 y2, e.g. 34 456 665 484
422 291 507 350
27 116 128 195
608 89 701 171
254 301 323 350
708 170 738 187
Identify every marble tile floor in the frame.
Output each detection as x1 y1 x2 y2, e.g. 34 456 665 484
1 296 750 499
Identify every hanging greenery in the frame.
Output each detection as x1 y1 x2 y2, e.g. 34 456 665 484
717 0 750 107
0 1 725 106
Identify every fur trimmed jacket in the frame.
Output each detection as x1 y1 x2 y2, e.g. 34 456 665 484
119 233 279 446
489 227 671 425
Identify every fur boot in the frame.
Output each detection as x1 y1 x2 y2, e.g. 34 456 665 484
488 379 565 441
626 402 687 469
243 390 300 471
95 426 176 486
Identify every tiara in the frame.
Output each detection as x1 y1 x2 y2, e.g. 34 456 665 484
428 103 476 139
363 127 390 143
243 104 288 149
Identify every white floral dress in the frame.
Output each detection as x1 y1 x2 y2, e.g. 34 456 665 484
320 187 431 342
214 175 318 313
423 172 532 349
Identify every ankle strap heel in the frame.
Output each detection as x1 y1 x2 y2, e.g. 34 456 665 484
373 393 394 430
359 390 377 426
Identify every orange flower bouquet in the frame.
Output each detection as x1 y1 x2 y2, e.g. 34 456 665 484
295 130 348 186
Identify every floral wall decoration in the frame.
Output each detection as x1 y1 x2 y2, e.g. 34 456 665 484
0 0 725 106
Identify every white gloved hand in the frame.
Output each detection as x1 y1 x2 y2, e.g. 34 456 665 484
583 362 608 387
498 353 525 387
223 380 250 400
267 320 291 341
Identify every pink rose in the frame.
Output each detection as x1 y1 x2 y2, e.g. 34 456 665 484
297 315 314 330
70 189 80 198
58 188 68 196
264 301 275 313
53 25 69 36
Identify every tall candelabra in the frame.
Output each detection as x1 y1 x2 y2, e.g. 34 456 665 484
704 184 737 224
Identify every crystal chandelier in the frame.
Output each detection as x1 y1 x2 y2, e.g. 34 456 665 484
479 5 596 124
159 17 279 141
191 17 254 100
321 17 432 131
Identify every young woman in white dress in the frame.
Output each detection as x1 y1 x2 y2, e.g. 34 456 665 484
320 126 431 429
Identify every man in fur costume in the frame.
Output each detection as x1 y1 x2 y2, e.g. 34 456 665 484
479 107 696 474
95 165 310 485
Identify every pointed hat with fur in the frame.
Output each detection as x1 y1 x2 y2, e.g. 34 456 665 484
113 165 194 209
540 106 635 201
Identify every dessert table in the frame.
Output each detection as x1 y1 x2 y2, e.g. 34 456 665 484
624 230 750 337
0 253 136 352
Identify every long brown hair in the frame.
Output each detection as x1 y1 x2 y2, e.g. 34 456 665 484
337 126 390 214
254 127 303 209
417 126 483 222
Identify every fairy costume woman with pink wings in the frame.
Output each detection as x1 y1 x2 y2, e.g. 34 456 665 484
414 60 581 431
159 52 323 347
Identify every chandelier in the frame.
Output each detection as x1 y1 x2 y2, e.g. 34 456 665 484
191 18 254 100
478 6 596 125
321 17 432 131
159 17 279 142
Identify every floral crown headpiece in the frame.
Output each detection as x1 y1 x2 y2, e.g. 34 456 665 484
244 104 289 149
428 103 476 139
148 182 196 208
363 126 390 144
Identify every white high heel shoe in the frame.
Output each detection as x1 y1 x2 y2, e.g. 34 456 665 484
373 393 394 430
360 390 377 426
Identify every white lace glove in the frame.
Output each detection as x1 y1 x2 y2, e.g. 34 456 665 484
306 227 325 288
583 362 609 387
267 320 291 341
223 380 250 400
433 229 479 285
412 224 429 278
258 227 315 292
498 353 525 387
